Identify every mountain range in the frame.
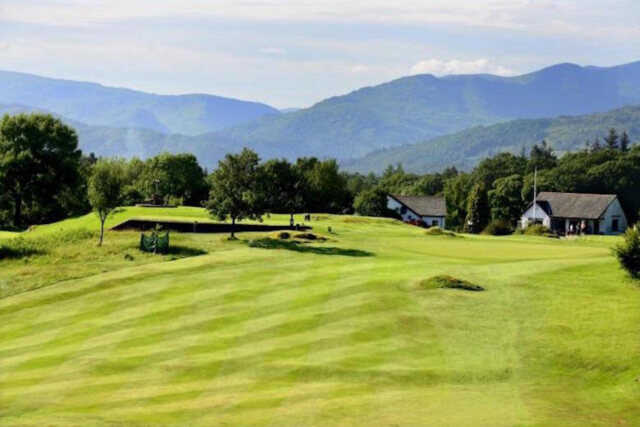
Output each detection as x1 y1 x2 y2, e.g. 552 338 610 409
0 70 279 135
0 61 639 171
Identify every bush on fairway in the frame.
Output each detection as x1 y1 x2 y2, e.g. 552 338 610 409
418 275 485 291
520 224 557 238
612 226 640 279
294 232 319 240
424 227 458 237
483 220 513 236
274 231 291 239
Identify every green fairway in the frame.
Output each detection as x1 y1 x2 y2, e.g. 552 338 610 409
0 208 638 425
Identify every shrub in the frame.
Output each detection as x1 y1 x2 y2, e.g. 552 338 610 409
612 226 640 279
294 232 318 240
424 227 458 237
274 231 291 240
523 224 557 237
417 275 484 292
483 220 513 236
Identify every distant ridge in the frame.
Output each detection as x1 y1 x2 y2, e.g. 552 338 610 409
343 105 640 174
0 70 280 135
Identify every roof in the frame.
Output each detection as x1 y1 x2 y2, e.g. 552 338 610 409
390 194 447 217
535 192 617 219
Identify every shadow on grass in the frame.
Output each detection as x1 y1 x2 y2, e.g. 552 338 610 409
247 238 374 257
165 246 208 257
0 243 44 260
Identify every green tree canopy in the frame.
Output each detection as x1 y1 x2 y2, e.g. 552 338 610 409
464 183 490 234
488 174 524 225
206 148 265 238
88 158 126 246
0 113 81 228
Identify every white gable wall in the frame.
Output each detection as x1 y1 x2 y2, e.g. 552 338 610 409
600 198 628 234
520 203 550 228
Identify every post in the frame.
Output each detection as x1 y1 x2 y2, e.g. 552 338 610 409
532 167 537 223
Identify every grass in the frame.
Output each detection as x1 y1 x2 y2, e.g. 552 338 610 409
0 208 639 425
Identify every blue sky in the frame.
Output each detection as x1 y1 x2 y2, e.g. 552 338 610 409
0 0 638 108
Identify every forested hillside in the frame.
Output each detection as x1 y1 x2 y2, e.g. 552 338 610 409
344 105 640 173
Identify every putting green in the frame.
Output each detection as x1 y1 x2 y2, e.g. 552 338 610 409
0 208 638 425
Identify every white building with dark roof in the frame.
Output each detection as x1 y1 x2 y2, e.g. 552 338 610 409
521 192 628 235
387 194 447 228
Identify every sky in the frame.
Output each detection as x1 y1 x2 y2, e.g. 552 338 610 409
0 0 638 108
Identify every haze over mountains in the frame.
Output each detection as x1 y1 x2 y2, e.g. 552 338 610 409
0 70 280 135
0 61 639 171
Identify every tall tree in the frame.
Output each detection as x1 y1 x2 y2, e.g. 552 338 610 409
261 158 305 226
604 128 619 150
443 173 472 231
88 159 126 246
488 175 524 225
206 148 265 239
0 113 81 228
528 140 557 173
354 187 392 217
464 183 490 234
619 131 630 153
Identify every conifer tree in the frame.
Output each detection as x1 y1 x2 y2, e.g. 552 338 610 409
604 128 619 150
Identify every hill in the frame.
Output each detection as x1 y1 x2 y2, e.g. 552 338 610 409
217 61 640 159
0 70 280 135
344 105 640 173
0 208 638 425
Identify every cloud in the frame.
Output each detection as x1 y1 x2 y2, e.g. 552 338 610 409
259 47 287 55
350 64 369 74
410 58 516 76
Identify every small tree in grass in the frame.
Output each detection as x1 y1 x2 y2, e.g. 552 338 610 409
88 159 125 246
612 225 640 279
354 187 390 217
206 148 265 239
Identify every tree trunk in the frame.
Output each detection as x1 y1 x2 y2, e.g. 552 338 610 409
290 212 294 227
99 217 105 246
230 217 236 239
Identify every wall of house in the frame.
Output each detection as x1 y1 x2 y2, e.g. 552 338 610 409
387 196 445 227
520 203 550 228
599 198 628 234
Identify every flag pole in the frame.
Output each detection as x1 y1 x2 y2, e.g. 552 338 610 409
532 167 537 223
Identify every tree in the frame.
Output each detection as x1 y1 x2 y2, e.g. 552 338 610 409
206 148 265 239
261 158 305 226
296 158 350 213
137 153 209 206
604 128 619 150
473 153 527 188
0 113 81 227
612 226 640 279
464 183 490 234
528 140 557 173
620 131 630 153
443 173 472 231
354 187 392 217
88 159 126 246
488 175 524 225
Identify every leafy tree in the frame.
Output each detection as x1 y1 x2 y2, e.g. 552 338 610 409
354 187 391 217
443 173 472 231
206 148 265 238
604 128 619 150
137 153 208 206
0 113 82 228
488 174 524 225
261 158 305 225
619 131 630 152
464 183 490 234
473 153 527 189
88 159 126 246
297 158 350 213
527 140 557 173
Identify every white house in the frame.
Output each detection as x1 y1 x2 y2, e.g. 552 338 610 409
520 192 628 235
387 194 447 228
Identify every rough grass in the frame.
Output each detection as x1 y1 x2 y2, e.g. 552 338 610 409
0 208 638 426
425 226 458 237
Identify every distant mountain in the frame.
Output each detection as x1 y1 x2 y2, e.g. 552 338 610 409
343 105 640 174
0 70 280 135
217 61 640 159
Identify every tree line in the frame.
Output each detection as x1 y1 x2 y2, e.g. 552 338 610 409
1 113 638 239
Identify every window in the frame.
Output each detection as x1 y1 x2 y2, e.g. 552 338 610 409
612 219 619 232
432 220 439 227
400 206 407 214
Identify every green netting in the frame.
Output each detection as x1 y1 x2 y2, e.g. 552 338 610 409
140 230 170 253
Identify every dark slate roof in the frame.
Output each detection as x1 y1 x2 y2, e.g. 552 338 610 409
391 194 447 217
536 192 617 219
